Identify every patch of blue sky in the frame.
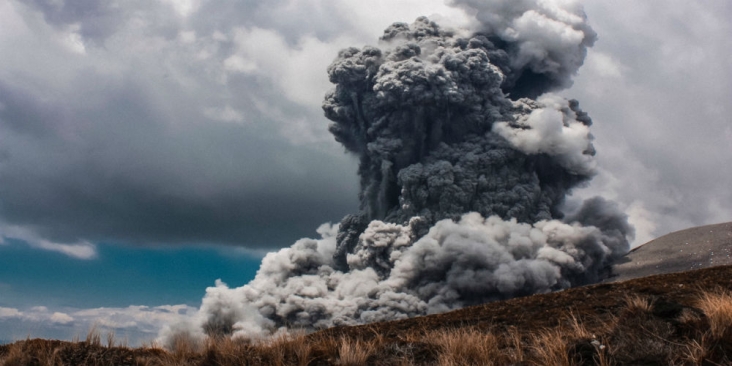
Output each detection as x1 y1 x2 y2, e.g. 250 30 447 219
0 238 263 309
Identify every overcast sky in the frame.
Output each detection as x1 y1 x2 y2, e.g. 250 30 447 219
1 0 730 344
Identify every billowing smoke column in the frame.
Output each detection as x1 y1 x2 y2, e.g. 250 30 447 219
159 0 633 344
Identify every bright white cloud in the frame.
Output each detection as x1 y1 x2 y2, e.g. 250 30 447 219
0 225 97 259
0 303 198 346
224 27 358 109
50 312 74 324
0 306 73 324
36 241 97 260
0 307 22 318
332 0 470 37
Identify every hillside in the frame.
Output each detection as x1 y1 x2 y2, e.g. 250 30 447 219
319 264 732 342
606 222 732 283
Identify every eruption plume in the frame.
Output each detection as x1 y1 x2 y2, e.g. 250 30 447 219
159 0 633 343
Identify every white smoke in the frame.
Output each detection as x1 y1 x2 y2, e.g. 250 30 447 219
494 93 597 175
159 0 633 344
450 0 597 95
160 212 621 341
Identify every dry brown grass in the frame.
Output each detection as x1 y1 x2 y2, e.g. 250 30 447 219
697 290 732 339
336 338 375 366
528 328 572 366
85 324 102 347
0 338 62 366
2 279 732 365
427 327 500 366
504 326 526 363
623 293 655 314
258 331 313 366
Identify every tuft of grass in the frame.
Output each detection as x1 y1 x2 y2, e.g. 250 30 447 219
696 290 732 339
337 338 374 366
505 327 526 364
85 324 102 347
106 330 116 348
170 332 201 355
566 312 595 340
527 328 572 366
680 337 708 365
249 331 316 366
622 294 654 315
306 332 341 364
428 327 500 366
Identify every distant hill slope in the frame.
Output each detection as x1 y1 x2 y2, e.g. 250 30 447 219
606 222 732 283
318 264 732 342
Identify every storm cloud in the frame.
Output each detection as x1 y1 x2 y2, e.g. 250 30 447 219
0 0 363 252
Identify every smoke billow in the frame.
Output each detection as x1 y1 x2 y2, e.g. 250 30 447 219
159 0 633 344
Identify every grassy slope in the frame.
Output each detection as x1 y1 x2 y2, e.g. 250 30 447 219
323 263 732 340
2 264 732 365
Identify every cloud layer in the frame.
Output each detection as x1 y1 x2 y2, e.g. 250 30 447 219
1 0 729 256
0 304 197 346
565 1 732 244
0 0 370 252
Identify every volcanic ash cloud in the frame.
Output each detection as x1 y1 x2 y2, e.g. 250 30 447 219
160 2 633 344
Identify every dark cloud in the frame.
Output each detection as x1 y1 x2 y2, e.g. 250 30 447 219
0 59 358 249
2 0 727 262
